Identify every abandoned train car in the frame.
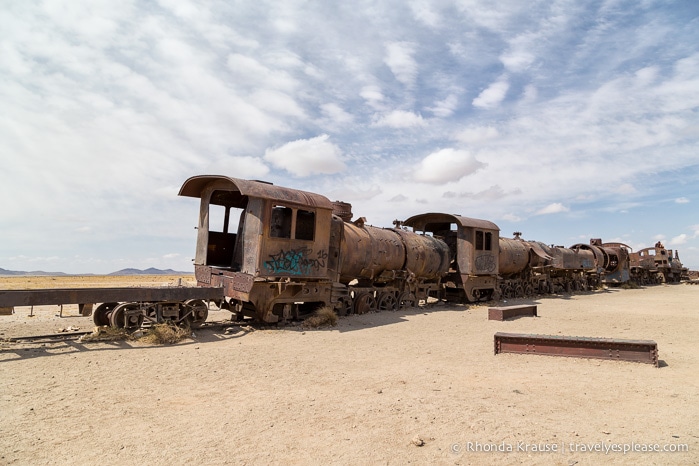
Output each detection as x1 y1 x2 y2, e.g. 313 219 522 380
178 175 450 323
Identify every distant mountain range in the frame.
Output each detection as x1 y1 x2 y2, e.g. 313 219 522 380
0 267 192 276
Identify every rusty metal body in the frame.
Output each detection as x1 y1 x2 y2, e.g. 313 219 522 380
488 305 538 321
570 239 631 284
179 176 450 323
494 332 659 366
629 242 685 284
402 213 500 302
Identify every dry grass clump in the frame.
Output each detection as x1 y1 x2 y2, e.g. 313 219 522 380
620 281 641 289
138 323 192 345
302 306 338 329
79 323 192 345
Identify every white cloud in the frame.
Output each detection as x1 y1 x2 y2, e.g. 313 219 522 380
472 77 510 109
206 156 270 179
454 126 499 144
501 213 523 222
614 183 638 195
536 203 570 215
320 103 354 126
675 197 690 203
670 234 688 245
372 110 426 128
426 94 459 118
360 85 384 105
500 50 535 73
264 135 346 177
414 149 485 184
384 42 418 88
326 185 383 204
250 89 305 118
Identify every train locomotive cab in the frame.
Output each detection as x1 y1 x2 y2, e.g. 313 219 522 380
402 213 499 302
179 175 338 323
630 242 684 284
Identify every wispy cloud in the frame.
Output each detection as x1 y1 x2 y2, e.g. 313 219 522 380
472 76 510 109
536 203 570 215
372 110 426 128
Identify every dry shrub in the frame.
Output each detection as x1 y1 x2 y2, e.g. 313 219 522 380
620 281 641 290
302 306 338 329
79 326 130 343
138 323 192 345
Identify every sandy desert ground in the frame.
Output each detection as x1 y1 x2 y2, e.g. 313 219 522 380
1 275 697 465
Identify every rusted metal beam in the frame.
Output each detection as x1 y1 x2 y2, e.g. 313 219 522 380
494 332 658 366
0 287 224 308
488 304 537 321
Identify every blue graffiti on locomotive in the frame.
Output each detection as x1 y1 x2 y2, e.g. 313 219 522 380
264 247 327 275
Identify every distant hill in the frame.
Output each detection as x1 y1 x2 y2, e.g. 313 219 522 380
0 268 69 276
0 267 191 276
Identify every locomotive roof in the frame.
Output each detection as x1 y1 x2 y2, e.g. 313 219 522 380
402 212 500 231
178 175 334 210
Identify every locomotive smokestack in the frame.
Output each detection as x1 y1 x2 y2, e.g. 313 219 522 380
332 201 353 222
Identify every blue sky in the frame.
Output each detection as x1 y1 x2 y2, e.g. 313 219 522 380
1 0 698 274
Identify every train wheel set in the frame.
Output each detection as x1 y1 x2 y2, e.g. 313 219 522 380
91 299 209 329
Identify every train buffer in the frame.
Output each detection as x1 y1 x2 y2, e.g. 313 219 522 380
494 332 659 366
488 304 537 321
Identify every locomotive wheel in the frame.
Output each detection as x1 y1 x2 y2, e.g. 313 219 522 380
514 285 524 298
354 293 376 315
336 297 353 316
109 303 142 328
183 299 208 327
93 302 118 326
377 292 397 311
398 292 417 309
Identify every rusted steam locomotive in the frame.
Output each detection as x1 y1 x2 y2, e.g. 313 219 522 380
179 175 687 323
401 214 632 302
179 175 450 323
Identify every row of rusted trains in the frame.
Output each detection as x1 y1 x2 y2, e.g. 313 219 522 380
179 175 689 323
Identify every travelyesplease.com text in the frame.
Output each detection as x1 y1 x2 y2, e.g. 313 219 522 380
451 441 689 455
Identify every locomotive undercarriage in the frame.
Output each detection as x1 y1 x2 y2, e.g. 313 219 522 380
221 276 431 324
629 269 668 285
92 299 209 329
497 268 596 299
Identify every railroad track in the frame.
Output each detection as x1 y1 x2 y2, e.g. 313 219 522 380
0 321 246 344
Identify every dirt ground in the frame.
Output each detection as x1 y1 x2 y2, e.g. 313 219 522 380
1 276 697 465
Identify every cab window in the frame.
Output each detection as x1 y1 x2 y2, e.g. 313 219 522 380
296 210 315 241
270 205 315 241
475 230 492 251
270 206 292 238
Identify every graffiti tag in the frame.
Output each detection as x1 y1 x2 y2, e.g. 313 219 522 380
264 247 327 275
475 254 496 273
